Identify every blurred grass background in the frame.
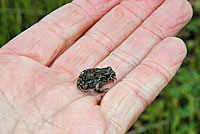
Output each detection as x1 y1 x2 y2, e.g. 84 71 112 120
0 0 199 133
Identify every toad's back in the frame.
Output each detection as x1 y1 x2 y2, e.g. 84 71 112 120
77 68 108 90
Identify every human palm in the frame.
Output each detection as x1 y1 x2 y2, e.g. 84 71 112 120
0 0 192 134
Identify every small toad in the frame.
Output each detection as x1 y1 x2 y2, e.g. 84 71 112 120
77 66 116 93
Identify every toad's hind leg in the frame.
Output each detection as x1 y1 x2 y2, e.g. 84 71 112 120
94 83 108 93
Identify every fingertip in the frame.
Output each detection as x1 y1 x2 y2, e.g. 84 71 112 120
185 0 193 21
163 37 187 58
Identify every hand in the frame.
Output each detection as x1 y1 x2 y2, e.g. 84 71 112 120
0 0 192 133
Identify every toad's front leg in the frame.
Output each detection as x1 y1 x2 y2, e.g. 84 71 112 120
94 83 108 93
80 88 91 92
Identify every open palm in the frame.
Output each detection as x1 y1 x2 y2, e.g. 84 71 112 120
0 0 192 134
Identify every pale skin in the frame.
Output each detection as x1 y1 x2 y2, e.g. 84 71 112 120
0 0 193 133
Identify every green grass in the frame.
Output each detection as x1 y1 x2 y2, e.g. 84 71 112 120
0 0 200 133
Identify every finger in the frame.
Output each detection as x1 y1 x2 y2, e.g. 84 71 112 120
98 0 192 83
52 0 165 81
0 0 122 66
100 37 187 134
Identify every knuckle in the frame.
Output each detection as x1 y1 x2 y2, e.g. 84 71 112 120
141 61 171 82
111 49 139 68
120 0 147 20
86 29 115 53
141 22 165 40
121 80 150 109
